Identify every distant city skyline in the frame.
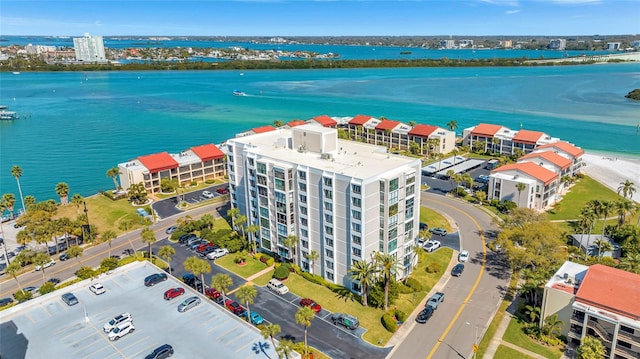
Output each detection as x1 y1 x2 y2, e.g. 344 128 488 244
1 0 639 37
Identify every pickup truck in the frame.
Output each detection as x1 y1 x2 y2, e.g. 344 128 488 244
331 313 359 330
426 292 445 310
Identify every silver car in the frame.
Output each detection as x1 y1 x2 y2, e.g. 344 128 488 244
178 296 201 312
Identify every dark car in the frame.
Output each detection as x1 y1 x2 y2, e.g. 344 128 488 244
178 233 197 245
216 188 229 194
0 297 14 307
416 307 434 323
451 263 465 277
61 293 79 306
300 298 322 313
419 222 429 231
182 274 203 292
59 252 69 261
164 287 185 300
144 273 168 287
331 313 359 330
225 299 244 315
145 344 174 359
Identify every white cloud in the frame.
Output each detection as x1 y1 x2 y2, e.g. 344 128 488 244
478 0 520 6
506 9 521 14
548 0 602 4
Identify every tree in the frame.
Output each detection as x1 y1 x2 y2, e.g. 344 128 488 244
141 227 157 259
184 256 211 294
55 182 70 204
227 207 240 229
11 165 26 215
524 305 541 323
276 339 295 359
542 313 563 338
5 261 24 292
102 229 117 257
33 252 52 280
158 245 176 275
576 336 605 359
374 252 399 310
71 194 84 214
106 167 121 192
295 306 315 359
304 250 319 274
446 170 456 191
67 245 84 265
617 179 636 200
211 273 233 303
200 213 215 230
615 199 635 226
592 239 613 261
24 195 36 209
446 120 458 132
283 234 299 265
618 253 640 274
246 224 260 253
236 285 258 323
515 182 526 206
348 259 377 306
2 193 16 218
260 323 281 356
598 200 614 238
128 182 148 205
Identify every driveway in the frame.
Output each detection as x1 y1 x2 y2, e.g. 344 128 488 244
153 185 230 219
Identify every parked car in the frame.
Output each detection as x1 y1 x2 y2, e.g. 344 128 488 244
426 292 445 310
35 258 55 271
178 233 197 245
103 312 133 333
205 287 221 300
242 310 264 325
225 299 244 315
199 246 218 257
182 274 203 292
331 313 359 330
144 273 168 287
188 240 207 250
164 287 185 300
61 292 79 306
451 263 465 277
267 279 289 295
419 222 429 230
23 286 38 294
108 321 135 341
195 243 215 253
165 226 178 234
177 296 201 312
59 252 69 261
89 283 106 295
458 250 469 262
145 344 174 359
423 240 441 253
0 297 14 307
202 191 214 199
429 227 448 236
416 307 434 323
300 298 322 313
216 188 229 194
206 248 229 260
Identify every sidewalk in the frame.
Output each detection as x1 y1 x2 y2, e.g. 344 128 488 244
227 264 274 295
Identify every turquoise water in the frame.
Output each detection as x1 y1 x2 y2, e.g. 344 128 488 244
1 64 639 207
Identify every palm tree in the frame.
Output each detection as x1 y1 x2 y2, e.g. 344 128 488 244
446 120 458 133
524 305 541 323
127 182 147 205
593 239 613 261
70 194 84 214
260 323 281 355
236 214 247 242
2 193 16 218
184 256 211 294
304 250 319 274
33 252 52 280
67 245 84 265
374 252 399 310
295 306 315 359
11 165 25 215
615 199 635 226
236 285 258 323
106 167 121 192
101 229 117 257
446 170 456 191
618 253 640 274
5 261 24 292
158 245 176 274
348 259 377 306
55 182 70 204
283 234 299 265
542 314 563 338
140 227 157 260
211 273 233 303
227 207 240 229
200 213 215 230
617 179 636 200
23 195 36 209
598 200 614 238
276 339 295 359
515 182 526 206
246 224 260 253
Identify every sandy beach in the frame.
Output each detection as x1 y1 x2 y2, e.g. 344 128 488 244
581 153 640 203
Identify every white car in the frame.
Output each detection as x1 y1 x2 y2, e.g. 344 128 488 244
108 321 135 341
35 259 55 271
267 279 289 295
458 250 469 262
206 248 229 260
423 240 441 253
103 312 133 333
89 283 106 295
202 191 214 199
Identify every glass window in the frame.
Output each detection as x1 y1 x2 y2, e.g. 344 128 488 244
301 229 308 238
326 238 333 246
324 202 332 211
352 235 361 245
352 223 361 233
324 189 333 199
389 178 399 191
275 179 285 191
299 194 307 203
388 239 397 252
325 249 333 258
325 214 333 223
299 182 307 191
323 177 332 186
257 162 266 174
352 247 361 257
327 272 334 281
325 226 333 235
351 210 361 220
352 197 361 207
352 184 361 194
298 170 306 180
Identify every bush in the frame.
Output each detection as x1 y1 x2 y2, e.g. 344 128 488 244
39 282 56 295
205 179 215 184
190 180 197 187
397 282 414 294
254 253 263 261
13 290 33 302
381 312 398 333
368 280 400 309
404 277 423 292
266 257 275 266
76 266 96 280
55 278 82 290
273 265 290 280
394 308 407 323
425 262 442 273
100 257 119 271
234 251 248 264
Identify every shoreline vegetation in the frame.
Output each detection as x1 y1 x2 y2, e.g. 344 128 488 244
625 88 640 100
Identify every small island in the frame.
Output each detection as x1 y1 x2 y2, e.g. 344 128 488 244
625 89 640 100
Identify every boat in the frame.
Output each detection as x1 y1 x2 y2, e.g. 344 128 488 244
12 71 20 75
0 105 19 120
233 90 247 96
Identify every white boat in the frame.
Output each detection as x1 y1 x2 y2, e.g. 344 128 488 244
12 71 20 75
0 105 19 120
233 90 247 96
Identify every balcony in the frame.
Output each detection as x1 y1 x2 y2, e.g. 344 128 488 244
617 330 640 346
586 319 613 343
614 345 640 359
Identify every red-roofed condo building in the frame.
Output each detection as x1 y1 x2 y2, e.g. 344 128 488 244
118 144 226 193
462 123 560 156
541 261 640 358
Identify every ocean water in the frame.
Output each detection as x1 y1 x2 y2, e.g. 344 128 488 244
1 64 639 208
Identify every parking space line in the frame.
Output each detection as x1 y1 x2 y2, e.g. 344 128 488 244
80 343 111 359
25 313 35 323
120 335 150 352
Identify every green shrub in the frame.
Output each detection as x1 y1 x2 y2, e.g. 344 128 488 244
234 250 248 264
381 312 398 333
395 309 407 323
55 278 82 290
404 277 423 292
13 290 33 303
190 180 197 187
76 266 96 280
266 257 275 266
425 262 442 273
397 282 414 294
205 179 215 184
254 253 263 261
39 282 56 295
100 257 119 271
273 265 290 280
368 281 400 309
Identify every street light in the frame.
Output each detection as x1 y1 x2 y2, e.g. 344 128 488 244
83 201 92 243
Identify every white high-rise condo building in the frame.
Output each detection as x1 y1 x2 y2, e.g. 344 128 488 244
227 124 422 290
73 33 106 62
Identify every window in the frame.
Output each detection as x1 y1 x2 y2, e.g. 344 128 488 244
323 177 333 186
248 158 254 166
257 162 266 174
260 207 269 218
351 210 361 220
325 226 333 235
299 194 307 203
389 203 398 216
275 179 285 191
352 235 361 245
275 191 286 203
406 184 415 196
300 206 307 215
326 238 333 246
352 184 361 194
301 240 308 248
301 218 308 226
298 170 306 180
389 190 398 205
352 223 361 233
352 197 361 208
326 272 334 281
299 182 307 191
352 247 361 257
260 218 269 228
277 224 287 236
388 239 398 252
389 178 399 191
274 168 285 179
324 214 333 223
406 175 415 184
324 189 333 199
325 260 333 268
324 202 332 211
301 229 308 238
325 249 333 258
379 181 385 191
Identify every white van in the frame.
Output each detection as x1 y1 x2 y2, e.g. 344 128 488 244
267 279 289 295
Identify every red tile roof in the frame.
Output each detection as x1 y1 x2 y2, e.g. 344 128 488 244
252 125 276 134
288 120 306 127
520 151 572 170
138 152 179 173
312 115 337 127
375 120 401 131
191 144 224 162
551 283 575 295
492 162 558 185
471 123 503 137
576 264 640 319
512 130 545 144
408 124 439 138
535 141 584 158
349 114 372 125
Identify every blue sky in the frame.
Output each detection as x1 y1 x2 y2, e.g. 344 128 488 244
1 0 638 36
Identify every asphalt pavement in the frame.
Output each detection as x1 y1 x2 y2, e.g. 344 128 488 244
153 184 230 219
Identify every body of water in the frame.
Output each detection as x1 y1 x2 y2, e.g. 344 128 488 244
1 63 639 208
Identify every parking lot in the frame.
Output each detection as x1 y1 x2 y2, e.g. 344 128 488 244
152 184 230 219
0 261 279 359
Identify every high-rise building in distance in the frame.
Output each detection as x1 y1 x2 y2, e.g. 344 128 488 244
73 33 106 62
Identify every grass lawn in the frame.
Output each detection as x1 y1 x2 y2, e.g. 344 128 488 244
546 176 622 221
252 269 275 286
284 247 453 346
420 206 453 232
494 344 536 359
215 255 270 279
503 317 563 359
477 300 510 358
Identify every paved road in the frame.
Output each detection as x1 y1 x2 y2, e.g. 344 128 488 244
153 184 230 219
388 193 509 359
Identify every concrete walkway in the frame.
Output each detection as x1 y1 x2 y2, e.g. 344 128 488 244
226 264 275 295
483 309 547 359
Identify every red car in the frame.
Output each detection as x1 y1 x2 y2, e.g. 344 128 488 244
216 188 229 194
225 299 244 315
164 287 185 300
205 287 221 299
196 243 215 253
300 298 322 313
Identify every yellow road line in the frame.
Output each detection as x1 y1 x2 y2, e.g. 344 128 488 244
425 199 487 359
